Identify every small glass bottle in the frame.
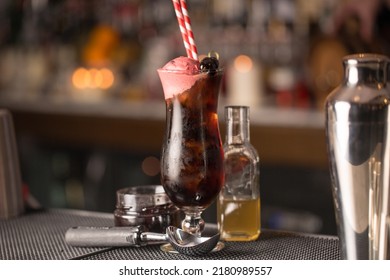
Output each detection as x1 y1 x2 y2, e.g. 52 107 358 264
217 106 261 241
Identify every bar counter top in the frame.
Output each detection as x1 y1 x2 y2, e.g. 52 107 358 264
0 209 340 260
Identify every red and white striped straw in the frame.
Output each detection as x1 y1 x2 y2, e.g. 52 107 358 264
172 0 191 58
180 0 198 60
171 0 198 60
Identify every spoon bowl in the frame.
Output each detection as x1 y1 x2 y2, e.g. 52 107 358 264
166 226 222 256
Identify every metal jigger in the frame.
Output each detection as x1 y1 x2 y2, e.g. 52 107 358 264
0 109 24 219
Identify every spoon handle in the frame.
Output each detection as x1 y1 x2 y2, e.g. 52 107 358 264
140 232 169 245
65 226 145 247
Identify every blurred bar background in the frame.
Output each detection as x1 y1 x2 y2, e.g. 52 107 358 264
1 0 389 235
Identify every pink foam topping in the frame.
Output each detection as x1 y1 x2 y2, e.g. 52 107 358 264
158 56 202 99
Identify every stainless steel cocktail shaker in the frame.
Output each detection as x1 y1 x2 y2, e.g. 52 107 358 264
325 54 390 259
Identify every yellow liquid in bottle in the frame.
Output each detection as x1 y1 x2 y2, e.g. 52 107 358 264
217 196 261 241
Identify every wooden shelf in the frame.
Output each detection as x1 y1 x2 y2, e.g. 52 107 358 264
1 97 329 169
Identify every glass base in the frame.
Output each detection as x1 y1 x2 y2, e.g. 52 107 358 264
160 241 225 255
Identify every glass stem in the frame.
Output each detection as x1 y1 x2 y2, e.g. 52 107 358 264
181 212 205 237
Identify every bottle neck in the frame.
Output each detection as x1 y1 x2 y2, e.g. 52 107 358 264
225 106 250 145
343 54 389 86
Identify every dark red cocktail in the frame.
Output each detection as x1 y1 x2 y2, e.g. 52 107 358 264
158 56 224 235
